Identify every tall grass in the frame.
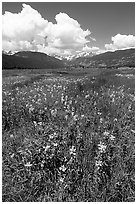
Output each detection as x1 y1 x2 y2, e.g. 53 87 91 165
2 69 135 201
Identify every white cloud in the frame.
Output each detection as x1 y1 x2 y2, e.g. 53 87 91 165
82 45 104 55
2 39 37 51
89 36 96 41
43 12 91 50
2 4 91 56
105 34 135 51
82 45 93 52
3 4 48 41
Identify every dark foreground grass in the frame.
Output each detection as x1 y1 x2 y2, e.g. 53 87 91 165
2 68 135 201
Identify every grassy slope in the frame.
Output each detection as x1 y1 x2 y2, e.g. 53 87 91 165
2 68 135 201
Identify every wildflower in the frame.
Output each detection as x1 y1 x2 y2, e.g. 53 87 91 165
103 131 109 137
51 109 57 117
33 121 37 126
24 162 32 167
100 118 103 123
73 114 78 121
53 143 58 147
38 121 42 126
59 165 66 172
49 134 54 139
29 107 34 113
64 101 67 106
112 98 115 103
69 100 72 105
65 115 68 120
11 153 14 158
71 111 75 116
95 160 102 168
85 94 90 99
44 145 50 152
110 135 115 140
98 142 106 153
98 112 102 115
70 146 76 156
55 100 58 105
59 177 64 183
61 95 64 103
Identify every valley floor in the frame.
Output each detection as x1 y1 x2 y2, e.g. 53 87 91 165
2 67 135 202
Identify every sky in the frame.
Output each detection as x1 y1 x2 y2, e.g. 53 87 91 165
2 2 135 57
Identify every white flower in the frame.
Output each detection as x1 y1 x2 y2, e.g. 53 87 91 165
65 115 68 120
103 131 109 137
33 121 37 126
112 98 115 103
85 94 90 99
69 100 72 105
64 101 67 106
61 95 64 103
51 109 57 117
44 145 50 152
71 111 75 116
98 142 106 153
65 95 68 100
59 177 64 183
73 115 78 121
24 162 32 167
11 153 14 158
49 134 54 139
95 160 102 167
100 118 103 123
59 165 66 172
110 135 115 140
98 112 102 115
55 100 58 105
70 146 76 155
53 143 58 147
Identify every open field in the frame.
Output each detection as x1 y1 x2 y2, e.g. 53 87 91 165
2 67 135 202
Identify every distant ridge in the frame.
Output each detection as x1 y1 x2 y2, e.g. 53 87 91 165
72 48 135 68
2 51 64 69
2 48 135 70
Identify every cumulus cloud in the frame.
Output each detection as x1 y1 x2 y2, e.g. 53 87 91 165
45 12 91 50
3 4 48 41
81 45 104 55
2 3 91 56
105 34 135 51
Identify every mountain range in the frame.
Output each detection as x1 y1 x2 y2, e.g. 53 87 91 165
71 48 135 68
52 51 94 61
2 48 135 70
2 51 64 69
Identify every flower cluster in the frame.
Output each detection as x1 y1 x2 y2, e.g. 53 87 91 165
2 69 135 202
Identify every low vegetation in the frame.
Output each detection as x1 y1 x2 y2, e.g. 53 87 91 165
2 68 135 201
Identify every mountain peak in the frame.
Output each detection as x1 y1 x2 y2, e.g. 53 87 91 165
71 48 135 68
2 50 16 55
52 51 94 61
2 50 64 69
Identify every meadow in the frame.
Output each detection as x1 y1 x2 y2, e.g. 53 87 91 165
2 67 135 202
